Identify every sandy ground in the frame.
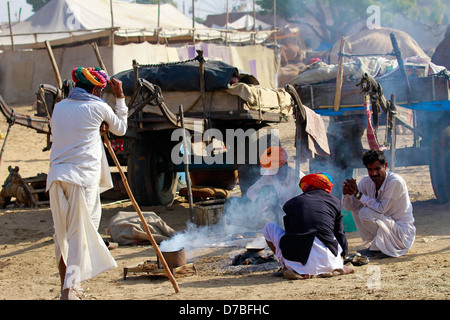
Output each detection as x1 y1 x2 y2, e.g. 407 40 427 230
0 105 448 301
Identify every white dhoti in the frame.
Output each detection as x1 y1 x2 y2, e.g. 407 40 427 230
263 222 343 275
352 207 416 257
49 181 117 290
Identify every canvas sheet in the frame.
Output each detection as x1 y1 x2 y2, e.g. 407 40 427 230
108 211 175 246
141 83 293 116
290 57 397 86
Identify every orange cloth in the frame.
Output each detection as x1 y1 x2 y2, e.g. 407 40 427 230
300 173 333 194
260 146 288 169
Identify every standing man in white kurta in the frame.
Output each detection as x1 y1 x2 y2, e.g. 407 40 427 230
47 67 127 300
342 149 415 258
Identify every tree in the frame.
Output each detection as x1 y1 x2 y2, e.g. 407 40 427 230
256 0 446 44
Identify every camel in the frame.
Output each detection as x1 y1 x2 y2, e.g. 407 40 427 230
280 43 304 67
0 166 38 208
432 25 450 70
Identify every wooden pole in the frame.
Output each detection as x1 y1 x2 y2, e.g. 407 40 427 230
192 0 195 45
7 2 15 51
157 0 161 30
91 42 107 73
285 84 306 175
102 132 180 293
273 0 277 45
333 37 345 111
109 0 114 47
192 0 195 29
225 0 229 45
196 50 208 131
390 33 419 147
253 0 257 32
179 105 195 222
252 0 256 45
156 0 161 44
389 94 397 172
273 0 276 29
45 40 63 89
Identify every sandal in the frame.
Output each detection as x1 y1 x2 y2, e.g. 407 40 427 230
272 267 287 277
344 253 370 266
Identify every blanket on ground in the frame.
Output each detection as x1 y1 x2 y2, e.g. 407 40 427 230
108 211 175 245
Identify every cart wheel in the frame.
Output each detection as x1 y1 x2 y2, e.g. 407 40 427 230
148 145 177 206
127 139 177 206
430 121 450 203
127 139 157 206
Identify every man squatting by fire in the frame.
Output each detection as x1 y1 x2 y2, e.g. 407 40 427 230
46 67 127 300
342 149 416 258
246 146 305 226
263 172 350 279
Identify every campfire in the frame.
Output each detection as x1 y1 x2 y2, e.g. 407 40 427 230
232 247 277 266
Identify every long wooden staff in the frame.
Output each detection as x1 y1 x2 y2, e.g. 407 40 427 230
102 132 180 293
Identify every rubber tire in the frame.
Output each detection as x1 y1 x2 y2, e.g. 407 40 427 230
127 139 157 206
148 145 177 206
430 120 450 203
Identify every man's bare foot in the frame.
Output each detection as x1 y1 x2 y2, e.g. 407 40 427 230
61 288 80 300
283 269 311 280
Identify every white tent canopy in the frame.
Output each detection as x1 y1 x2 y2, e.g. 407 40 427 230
223 14 272 31
0 42 278 104
0 0 275 49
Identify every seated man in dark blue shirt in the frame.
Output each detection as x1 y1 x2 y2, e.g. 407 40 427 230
263 172 349 279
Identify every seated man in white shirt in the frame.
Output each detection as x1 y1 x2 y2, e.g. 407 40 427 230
342 149 416 258
246 146 304 226
47 67 128 300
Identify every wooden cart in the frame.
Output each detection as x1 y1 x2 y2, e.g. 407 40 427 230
294 34 450 203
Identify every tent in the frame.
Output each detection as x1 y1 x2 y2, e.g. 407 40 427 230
0 0 280 104
329 26 430 64
0 42 278 104
223 14 272 31
0 0 275 50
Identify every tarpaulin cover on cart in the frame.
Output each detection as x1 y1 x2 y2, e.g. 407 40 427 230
112 60 258 96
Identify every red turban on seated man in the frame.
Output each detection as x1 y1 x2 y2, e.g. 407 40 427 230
300 172 333 194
